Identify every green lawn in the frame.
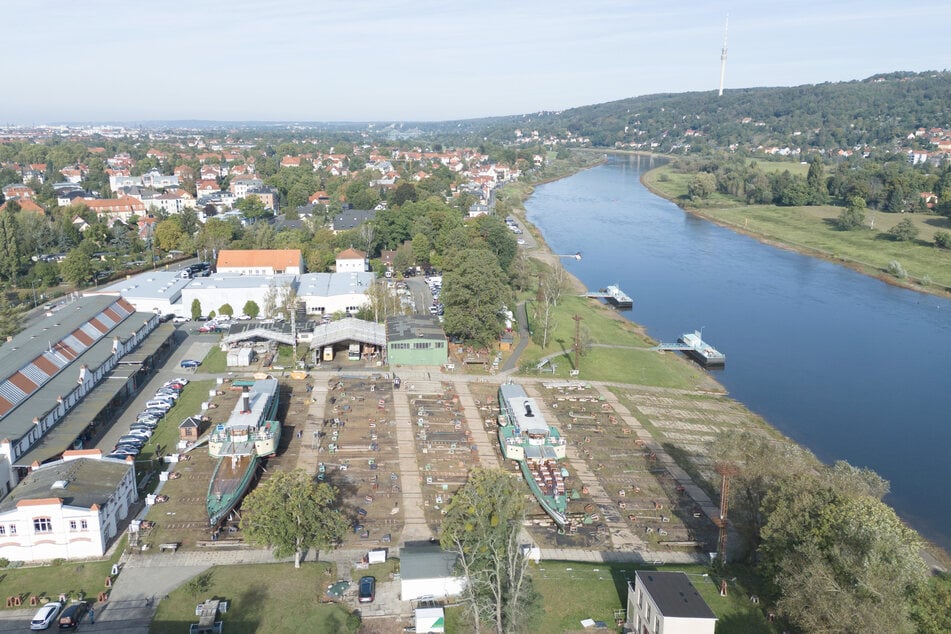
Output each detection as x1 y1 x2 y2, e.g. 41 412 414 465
531 561 776 633
149 563 358 634
201 345 227 373
0 545 123 607
136 380 214 464
643 165 951 291
518 292 716 390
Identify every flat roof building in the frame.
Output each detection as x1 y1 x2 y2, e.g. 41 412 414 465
386 316 447 367
628 571 717 634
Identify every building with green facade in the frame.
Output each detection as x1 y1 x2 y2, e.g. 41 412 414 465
386 316 448 366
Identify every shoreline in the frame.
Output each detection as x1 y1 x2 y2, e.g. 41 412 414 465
631 156 951 301
511 159 951 566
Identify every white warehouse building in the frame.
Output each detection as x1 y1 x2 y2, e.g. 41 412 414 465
297 272 375 316
181 274 298 318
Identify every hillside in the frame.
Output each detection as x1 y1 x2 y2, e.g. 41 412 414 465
474 71 951 151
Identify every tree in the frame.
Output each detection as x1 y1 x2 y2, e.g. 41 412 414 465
806 155 828 205
153 218 185 252
0 210 23 283
687 172 716 200
240 469 348 569
441 248 508 347
910 573 951 634
888 217 919 242
60 243 96 286
760 471 927 633
390 182 418 207
441 468 541 633
190 298 202 320
0 294 23 340
237 195 268 222
243 300 260 319
837 196 866 230
218 303 234 317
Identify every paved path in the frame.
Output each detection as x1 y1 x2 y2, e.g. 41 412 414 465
392 387 431 542
454 382 500 469
501 301 530 371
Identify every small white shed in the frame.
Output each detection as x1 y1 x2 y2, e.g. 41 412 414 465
414 607 445 633
399 544 466 602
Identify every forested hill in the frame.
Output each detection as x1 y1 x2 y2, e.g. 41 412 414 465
477 71 951 152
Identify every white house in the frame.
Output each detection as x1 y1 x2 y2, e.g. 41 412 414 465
399 544 466 602
628 571 717 634
0 451 137 562
335 248 369 273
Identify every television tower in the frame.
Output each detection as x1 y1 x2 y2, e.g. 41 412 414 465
718 15 729 97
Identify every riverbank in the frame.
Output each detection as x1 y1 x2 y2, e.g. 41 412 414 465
509 158 951 567
637 159 951 299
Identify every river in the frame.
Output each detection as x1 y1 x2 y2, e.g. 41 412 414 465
524 154 951 552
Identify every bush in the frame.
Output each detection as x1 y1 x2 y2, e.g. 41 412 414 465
888 217 919 241
934 230 951 249
887 260 907 279
0 557 9 568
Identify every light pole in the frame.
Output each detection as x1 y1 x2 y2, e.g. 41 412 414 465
29 280 38 308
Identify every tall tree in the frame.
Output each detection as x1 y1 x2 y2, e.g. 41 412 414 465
441 468 540 633
240 469 348 569
806 155 828 205
0 210 23 283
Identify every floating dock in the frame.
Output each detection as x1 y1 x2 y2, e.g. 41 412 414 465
584 284 633 309
653 331 726 367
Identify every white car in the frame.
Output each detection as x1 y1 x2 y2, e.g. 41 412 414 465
235 314 251 320
172 316 189 324
30 602 62 630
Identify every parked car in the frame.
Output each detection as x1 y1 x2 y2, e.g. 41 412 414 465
172 316 189 324
57 601 88 630
197 325 218 333
167 377 190 385
117 435 146 446
144 400 172 411
136 414 161 424
235 314 251 320
358 576 375 603
141 409 166 418
180 359 201 368
30 601 62 630
126 428 152 439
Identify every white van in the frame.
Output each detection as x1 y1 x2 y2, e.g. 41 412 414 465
145 400 172 411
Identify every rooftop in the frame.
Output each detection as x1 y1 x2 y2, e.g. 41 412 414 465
298 272 374 298
386 315 445 343
87 270 191 302
216 249 303 271
634 571 717 620
0 454 132 514
400 544 459 580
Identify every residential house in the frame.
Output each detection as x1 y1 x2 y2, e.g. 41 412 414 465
231 177 264 199
145 190 195 214
335 248 369 273
246 187 279 211
331 208 376 233
0 197 45 216
73 196 146 224
2 184 34 199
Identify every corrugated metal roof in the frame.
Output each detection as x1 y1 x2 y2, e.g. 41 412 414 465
307 318 386 349
0 297 133 423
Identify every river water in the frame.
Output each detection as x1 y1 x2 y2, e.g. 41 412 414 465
524 154 951 552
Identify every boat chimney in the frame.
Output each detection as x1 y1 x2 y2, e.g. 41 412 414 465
242 393 251 414
524 403 534 417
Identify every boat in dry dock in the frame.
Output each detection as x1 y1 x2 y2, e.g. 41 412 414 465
206 378 281 526
497 383 569 529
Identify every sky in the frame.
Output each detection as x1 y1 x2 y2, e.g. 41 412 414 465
4 0 951 124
